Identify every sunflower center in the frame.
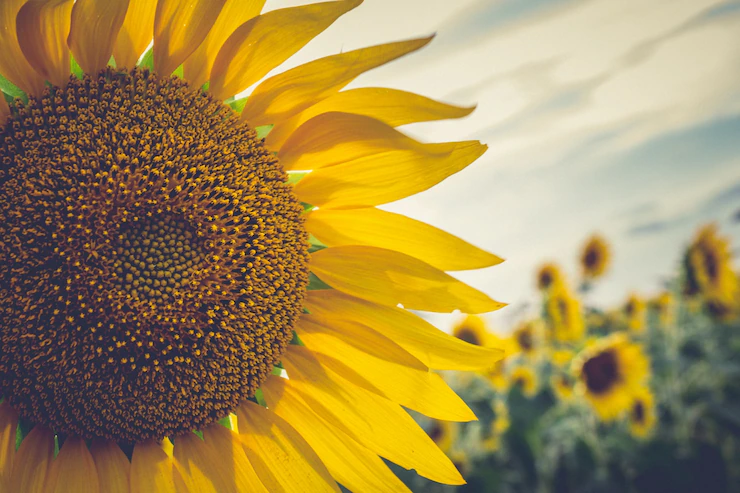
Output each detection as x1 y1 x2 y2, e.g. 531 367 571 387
582 350 619 394
516 329 533 351
701 246 719 283
584 248 599 269
539 271 553 289
632 400 645 423
0 68 309 443
455 327 481 346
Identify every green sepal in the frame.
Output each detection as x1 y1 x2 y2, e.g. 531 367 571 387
70 56 84 80
255 124 273 139
218 416 233 430
138 46 154 71
172 64 184 79
192 430 204 440
290 330 305 346
228 97 248 114
307 272 331 291
308 234 327 253
287 171 309 185
0 73 28 104
254 389 267 407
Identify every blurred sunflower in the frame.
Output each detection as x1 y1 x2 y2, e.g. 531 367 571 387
550 374 574 402
536 262 562 291
628 387 656 439
484 359 510 392
491 400 511 435
573 334 649 421
452 314 495 347
550 348 575 368
624 294 647 332
510 366 538 398
682 225 737 303
650 291 675 328
546 284 585 342
511 320 539 357
426 420 457 454
0 1 506 491
580 234 610 280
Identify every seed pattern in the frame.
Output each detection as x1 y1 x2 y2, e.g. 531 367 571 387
0 68 309 443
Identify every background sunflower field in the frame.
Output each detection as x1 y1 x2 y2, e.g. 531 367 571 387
399 225 740 493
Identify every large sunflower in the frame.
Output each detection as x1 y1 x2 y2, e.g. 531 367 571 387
572 334 649 421
580 234 610 280
0 1 506 491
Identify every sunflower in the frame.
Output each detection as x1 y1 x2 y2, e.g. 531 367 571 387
510 366 538 398
491 400 510 435
628 387 656 439
580 234 610 280
550 374 575 402
0 1 506 491
511 320 540 357
452 314 497 348
546 284 585 343
624 294 647 333
550 348 575 368
426 420 457 454
650 291 675 328
536 262 562 291
573 334 649 421
682 224 738 304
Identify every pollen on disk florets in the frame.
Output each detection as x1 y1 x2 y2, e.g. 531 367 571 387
0 68 309 443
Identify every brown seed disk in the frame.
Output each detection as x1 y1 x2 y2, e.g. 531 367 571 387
0 68 309 443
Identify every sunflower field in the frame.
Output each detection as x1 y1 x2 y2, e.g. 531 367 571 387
403 225 740 493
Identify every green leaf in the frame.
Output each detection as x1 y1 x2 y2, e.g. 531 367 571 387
0 73 27 104
138 46 154 71
172 64 184 79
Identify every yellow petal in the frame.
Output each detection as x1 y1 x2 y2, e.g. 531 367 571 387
16 0 74 88
48 437 100 493
305 290 504 370
200 425 269 493
241 36 432 127
209 0 362 101
0 0 46 95
67 0 129 73
297 315 476 421
112 0 157 69
10 426 54 493
267 87 474 150
279 112 430 171
310 246 505 313
298 314 425 370
283 346 465 485
306 207 503 271
235 400 340 493
153 0 227 76
0 403 18 491
183 0 266 89
294 139 487 208
89 441 130 493
261 377 412 493
130 439 176 493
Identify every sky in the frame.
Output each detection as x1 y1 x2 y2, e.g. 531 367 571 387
261 0 740 332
